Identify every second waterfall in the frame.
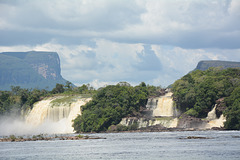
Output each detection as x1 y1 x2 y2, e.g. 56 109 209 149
146 92 179 117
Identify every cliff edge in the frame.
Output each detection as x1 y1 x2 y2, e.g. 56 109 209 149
194 60 240 71
0 51 69 90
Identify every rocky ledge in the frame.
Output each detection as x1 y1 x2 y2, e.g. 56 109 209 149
0 134 106 142
179 136 212 139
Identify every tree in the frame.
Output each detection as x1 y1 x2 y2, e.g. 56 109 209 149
224 86 240 129
64 81 73 91
77 84 88 94
51 83 64 94
172 67 240 122
11 86 21 95
73 82 148 133
224 100 240 130
117 82 131 87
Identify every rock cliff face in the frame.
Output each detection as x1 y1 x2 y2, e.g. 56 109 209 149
0 51 68 90
194 60 240 71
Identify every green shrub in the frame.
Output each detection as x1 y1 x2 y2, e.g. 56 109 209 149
172 68 240 129
73 83 148 133
9 135 16 141
185 108 198 117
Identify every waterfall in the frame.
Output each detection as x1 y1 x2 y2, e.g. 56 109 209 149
25 96 91 134
151 117 178 128
205 105 226 129
206 105 217 120
146 98 158 109
152 92 175 117
205 114 226 129
118 92 179 130
25 98 55 126
120 117 178 129
47 106 71 122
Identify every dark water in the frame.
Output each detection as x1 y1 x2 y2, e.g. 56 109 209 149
0 131 239 160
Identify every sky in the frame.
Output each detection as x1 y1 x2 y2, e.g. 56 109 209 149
0 0 240 88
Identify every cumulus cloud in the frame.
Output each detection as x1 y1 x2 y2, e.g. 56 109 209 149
0 0 240 87
1 0 240 48
135 0 240 48
0 0 145 45
1 40 240 87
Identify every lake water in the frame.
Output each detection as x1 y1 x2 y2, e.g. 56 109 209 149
0 130 239 160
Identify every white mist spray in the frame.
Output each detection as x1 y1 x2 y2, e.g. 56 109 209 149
0 97 91 136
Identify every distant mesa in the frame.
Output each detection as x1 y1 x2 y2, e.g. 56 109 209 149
0 51 70 90
194 60 240 71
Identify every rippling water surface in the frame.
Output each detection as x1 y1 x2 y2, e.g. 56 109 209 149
0 130 239 160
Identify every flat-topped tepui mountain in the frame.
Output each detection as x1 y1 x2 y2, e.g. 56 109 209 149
0 51 69 90
194 60 240 71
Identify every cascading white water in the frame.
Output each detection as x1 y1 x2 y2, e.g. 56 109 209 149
120 117 179 128
120 93 227 130
25 96 91 134
25 98 56 126
206 114 226 128
206 105 217 120
119 92 179 129
47 106 70 122
205 105 226 129
146 98 158 109
152 92 175 117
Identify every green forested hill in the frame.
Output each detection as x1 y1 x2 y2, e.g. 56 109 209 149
172 67 240 129
0 51 68 90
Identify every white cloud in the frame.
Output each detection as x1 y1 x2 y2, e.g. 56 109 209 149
152 45 227 73
1 40 240 87
1 0 240 48
0 0 144 32
0 0 240 88
88 79 116 89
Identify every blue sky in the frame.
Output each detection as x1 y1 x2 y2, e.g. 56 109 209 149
0 0 240 88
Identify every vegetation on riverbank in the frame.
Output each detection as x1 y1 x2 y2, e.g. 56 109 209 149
1 67 240 131
172 67 240 130
73 82 149 133
0 82 96 115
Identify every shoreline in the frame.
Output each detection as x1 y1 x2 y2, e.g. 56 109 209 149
0 134 106 142
82 127 227 134
1 127 235 142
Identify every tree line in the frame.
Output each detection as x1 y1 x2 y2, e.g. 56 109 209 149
0 82 96 115
1 67 240 131
171 67 240 130
73 82 150 132
0 81 162 119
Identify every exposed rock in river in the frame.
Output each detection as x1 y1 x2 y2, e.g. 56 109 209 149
0 134 105 142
